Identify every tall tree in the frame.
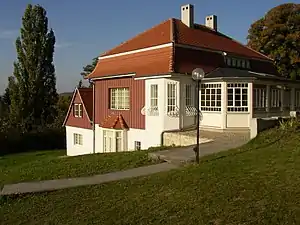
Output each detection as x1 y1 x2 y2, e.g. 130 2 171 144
9 4 58 130
247 3 300 79
80 57 98 78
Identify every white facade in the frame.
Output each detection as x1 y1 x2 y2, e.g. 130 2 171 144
66 75 300 156
66 126 93 156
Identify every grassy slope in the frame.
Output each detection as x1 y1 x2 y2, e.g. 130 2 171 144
0 150 156 186
2 127 300 224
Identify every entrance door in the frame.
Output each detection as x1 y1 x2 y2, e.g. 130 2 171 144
103 130 113 152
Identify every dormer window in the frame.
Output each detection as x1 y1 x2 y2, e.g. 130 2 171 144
225 56 251 69
74 103 83 117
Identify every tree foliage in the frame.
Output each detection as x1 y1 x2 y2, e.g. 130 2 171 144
9 4 58 130
247 3 300 79
80 57 98 78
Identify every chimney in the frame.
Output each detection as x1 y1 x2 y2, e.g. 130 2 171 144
205 15 217 31
181 4 194 28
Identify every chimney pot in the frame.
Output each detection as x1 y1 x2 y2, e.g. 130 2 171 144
181 4 194 28
205 15 218 31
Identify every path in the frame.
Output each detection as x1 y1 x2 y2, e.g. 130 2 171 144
149 130 250 164
1 163 178 196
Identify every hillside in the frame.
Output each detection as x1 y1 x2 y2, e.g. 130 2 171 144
1 124 300 224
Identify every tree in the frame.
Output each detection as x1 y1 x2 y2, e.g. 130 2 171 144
0 77 13 117
247 3 300 79
9 4 58 130
80 57 98 78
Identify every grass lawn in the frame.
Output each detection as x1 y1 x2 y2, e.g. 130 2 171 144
0 149 158 186
2 126 300 224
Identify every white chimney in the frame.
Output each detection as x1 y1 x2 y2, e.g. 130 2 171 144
181 4 194 28
205 15 217 31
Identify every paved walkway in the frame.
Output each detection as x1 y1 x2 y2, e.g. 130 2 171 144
149 131 250 164
0 163 178 196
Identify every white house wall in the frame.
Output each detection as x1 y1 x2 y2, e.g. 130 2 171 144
201 112 222 128
66 126 93 156
226 113 250 128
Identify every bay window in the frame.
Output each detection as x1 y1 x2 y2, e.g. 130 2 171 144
200 83 221 112
149 84 159 116
227 83 248 112
167 83 177 113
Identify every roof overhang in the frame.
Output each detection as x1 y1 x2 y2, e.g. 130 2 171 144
89 73 135 81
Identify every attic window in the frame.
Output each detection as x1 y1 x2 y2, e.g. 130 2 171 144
225 57 251 69
74 103 83 118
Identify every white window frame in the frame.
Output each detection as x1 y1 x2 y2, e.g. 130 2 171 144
74 104 83 118
134 141 141 151
295 90 300 108
200 83 222 112
167 83 177 113
103 129 126 152
185 84 193 107
110 88 130 110
149 84 159 116
253 88 266 109
73 133 83 145
227 83 248 112
270 89 281 108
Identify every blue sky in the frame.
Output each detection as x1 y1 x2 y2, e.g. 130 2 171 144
0 0 298 94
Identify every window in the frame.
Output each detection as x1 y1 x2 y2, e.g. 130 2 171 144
200 83 221 111
167 83 177 112
241 60 246 68
253 88 266 109
185 84 192 107
110 88 130 110
227 83 248 112
246 61 251 69
134 141 141 151
74 104 83 117
232 58 236 67
116 131 122 152
271 89 281 108
296 90 300 108
73 133 83 145
149 84 159 116
225 57 250 69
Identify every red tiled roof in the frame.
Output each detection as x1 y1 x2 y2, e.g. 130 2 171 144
78 88 93 119
101 114 129 129
88 47 173 78
87 17 274 79
174 20 270 60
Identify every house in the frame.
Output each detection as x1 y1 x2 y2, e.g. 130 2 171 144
63 4 300 156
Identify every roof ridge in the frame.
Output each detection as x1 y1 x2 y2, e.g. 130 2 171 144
100 18 172 57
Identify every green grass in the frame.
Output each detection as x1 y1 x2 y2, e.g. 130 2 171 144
2 127 300 224
0 149 158 186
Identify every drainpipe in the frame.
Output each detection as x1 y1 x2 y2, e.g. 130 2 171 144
92 80 96 154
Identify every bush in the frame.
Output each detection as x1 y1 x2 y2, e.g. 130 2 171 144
0 127 65 156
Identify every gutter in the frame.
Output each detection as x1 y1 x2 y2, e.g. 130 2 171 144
92 80 96 154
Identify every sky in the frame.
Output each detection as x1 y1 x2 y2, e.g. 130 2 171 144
0 0 298 94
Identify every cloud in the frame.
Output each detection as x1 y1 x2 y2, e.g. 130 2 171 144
55 42 73 49
0 29 18 39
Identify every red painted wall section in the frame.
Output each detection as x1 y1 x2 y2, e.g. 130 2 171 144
65 91 92 129
95 77 145 129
